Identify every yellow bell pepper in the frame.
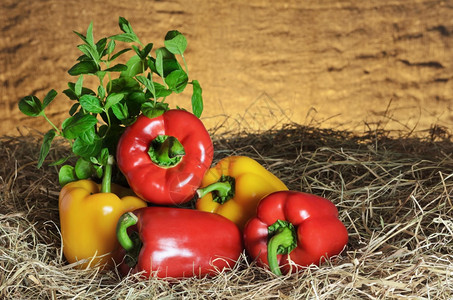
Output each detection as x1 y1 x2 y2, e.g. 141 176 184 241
196 156 288 230
59 158 147 269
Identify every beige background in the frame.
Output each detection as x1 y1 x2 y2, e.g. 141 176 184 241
1 0 452 136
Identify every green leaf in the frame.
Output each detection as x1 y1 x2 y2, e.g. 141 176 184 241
68 61 98 76
42 89 58 109
110 48 131 61
37 129 56 168
104 64 128 72
99 148 110 166
69 103 79 116
136 75 155 97
86 22 95 48
18 96 43 117
191 80 203 118
106 39 116 55
110 33 140 43
104 93 125 111
62 113 98 140
111 102 129 120
75 157 93 179
156 48 164 78
49 156 70 166
98 85 106 100
96 37 108 57
107 76 140 94
72 134 102 158
164 30 187 55
119 17 134 34
79 94 103 113
165 70 188 93
142 43 153 57
154 82 172 98
77 44 100 64
73 30 87 44
59 165 77 187
75 75 83 97
121 55 146 77
141 102 169 119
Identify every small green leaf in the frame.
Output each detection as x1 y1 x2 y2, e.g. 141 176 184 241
59 165 77 187
165 70 188 93
142 43 153 57
154 82 172 98
111 102 129 120
75 75 83 97
62 113 98 139
156 48 165 78
164 30 187 55
119 17 134 34
68 61 99 76
136 75 155 98
73 30 87 44
105 64 128 72
75 157 93 179
106 39 116 55
18 96 43 117
110 33 140 43
99 148 109 166
37 129 56 168
69 103 80 116
191 80 203 118
98 85 106 100
77 44 100 64
104 93 125 110
110 48 131 61
141 102 169 119
96 37 108 57
49 156 70 166
72 134 102 158
121 55 146 78
86 22 95 48
79 94 103 113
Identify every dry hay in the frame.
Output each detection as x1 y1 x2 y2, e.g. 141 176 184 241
0 123 452 300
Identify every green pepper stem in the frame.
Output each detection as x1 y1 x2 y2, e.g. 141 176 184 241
116 212 138 251
267 226 296 276
148 135 185 166
197 181 231 199
101 155 114 193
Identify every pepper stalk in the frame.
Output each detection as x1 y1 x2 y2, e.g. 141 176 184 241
267 220 297 276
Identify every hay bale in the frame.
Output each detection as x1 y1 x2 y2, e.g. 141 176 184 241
0 124 452 299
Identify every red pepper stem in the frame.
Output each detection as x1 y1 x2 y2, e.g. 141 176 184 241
197 181 231 199
101 155 114 193
267 226 296 276
116 212 138 251
148 135 185 166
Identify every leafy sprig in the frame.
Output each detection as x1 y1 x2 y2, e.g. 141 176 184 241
18 17 203 186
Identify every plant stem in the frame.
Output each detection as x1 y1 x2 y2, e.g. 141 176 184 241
267 226 296 276
116 212 138 251
101 155 114 193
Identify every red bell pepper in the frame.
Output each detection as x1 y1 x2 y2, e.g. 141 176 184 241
243 191 348 275
116 110 213 205
116 207 243 278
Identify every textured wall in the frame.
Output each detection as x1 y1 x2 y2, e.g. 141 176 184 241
1 0 452 136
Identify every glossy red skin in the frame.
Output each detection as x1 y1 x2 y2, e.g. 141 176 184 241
243 191 348 274
120 207 243 279
116 110 214 205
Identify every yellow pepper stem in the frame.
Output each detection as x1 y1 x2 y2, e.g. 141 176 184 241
101 155 115 193
196 175 235 204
